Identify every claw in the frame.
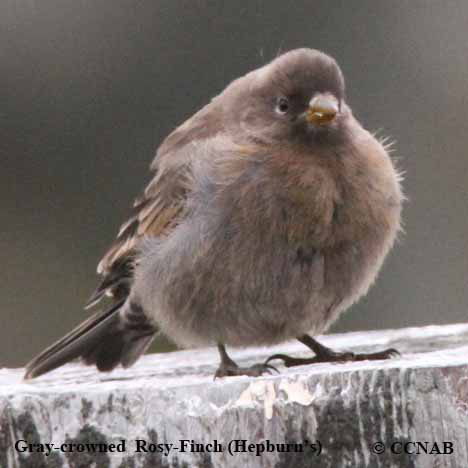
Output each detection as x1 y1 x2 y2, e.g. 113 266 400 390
265 354 316 368
213 362 277 379
264 363 280 374
265 354 290 365
373 347 400 359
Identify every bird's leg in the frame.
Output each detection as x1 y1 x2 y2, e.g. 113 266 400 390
266 334 399 368
214 344 277 379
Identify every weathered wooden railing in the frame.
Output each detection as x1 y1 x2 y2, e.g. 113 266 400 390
2 323 468 467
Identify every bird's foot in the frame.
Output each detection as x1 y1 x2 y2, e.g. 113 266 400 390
214 343 278 379
266 347 399 368
214 361 278 379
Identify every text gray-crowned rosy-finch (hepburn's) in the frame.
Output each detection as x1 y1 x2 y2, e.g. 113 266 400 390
25 48 403 379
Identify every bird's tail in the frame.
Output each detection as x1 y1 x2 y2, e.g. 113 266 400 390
24 300 156 379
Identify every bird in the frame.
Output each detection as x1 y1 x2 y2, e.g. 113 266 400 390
25 48 403 380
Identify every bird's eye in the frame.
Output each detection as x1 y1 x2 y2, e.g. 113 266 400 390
275 97 290 115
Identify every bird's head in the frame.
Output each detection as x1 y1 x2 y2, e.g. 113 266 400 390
225 48 348 146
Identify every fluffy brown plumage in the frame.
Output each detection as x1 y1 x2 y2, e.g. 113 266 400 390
25 48 403 379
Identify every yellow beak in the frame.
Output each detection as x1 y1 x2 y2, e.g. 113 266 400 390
306 94 339 126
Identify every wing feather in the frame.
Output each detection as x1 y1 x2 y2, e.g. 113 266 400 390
87 97 223 308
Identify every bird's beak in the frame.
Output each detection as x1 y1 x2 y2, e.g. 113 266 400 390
305 94 339 126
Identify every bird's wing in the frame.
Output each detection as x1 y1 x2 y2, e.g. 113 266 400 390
86 100 223 308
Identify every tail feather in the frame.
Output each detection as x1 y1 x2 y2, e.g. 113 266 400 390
84 257 133 309
24 300 156 379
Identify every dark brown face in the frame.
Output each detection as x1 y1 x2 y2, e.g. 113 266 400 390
234 48 348 144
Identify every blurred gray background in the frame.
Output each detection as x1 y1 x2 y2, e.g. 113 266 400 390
2 1 467 368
